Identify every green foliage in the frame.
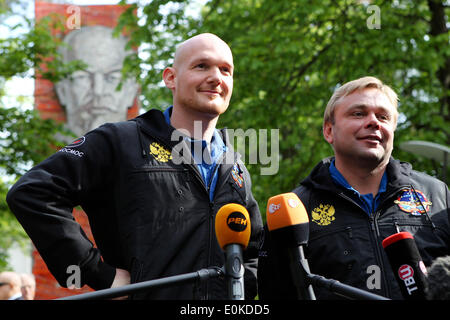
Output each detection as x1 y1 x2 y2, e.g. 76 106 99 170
0 1 448 271
0 107 67 176
0 105 67 270
0 178 26 271
0 15 86 81
116 0 201 109
0 5 80 269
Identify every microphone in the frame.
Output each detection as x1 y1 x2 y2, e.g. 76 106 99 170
215 203 251 300
266 193 388 300
266 193 316 300
425 255 450 300
382 232 428 300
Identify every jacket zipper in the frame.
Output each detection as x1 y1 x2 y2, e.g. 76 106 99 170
204 163 220 300
141 130 237 299
367 186 412 298
336 192 392 297
369 210 392 297
189 155 231 299
204 155 238 299
183 163 209 299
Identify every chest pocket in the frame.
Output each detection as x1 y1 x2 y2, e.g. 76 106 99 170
377 214 443 265
305 195 378 284
308 225 373 284
121 165 200 229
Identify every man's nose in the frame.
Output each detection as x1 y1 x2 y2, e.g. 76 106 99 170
365 113 381 129
206 67 222 86
92 73 104 96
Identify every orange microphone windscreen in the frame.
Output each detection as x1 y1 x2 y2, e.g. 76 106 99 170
215 203 251 250
266 193 310 246
266 193 309 231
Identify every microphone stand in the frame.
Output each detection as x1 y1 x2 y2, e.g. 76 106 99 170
288 246 317 300
224 245 245 300
293 248 389 300
57 267 224 300
307 273 390 300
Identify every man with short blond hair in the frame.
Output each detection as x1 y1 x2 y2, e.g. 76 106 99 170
323 76 399 126
258 76 450 300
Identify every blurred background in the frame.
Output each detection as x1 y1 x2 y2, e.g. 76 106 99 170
0 0 448 297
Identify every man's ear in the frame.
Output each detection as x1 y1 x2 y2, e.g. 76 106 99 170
323 121 334 144
162 67 176 90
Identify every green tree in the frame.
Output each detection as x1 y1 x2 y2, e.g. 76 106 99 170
118 0 449 218
0 3 79 269
0 0 448 270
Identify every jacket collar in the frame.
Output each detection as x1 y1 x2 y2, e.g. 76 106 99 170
301 156 413 194
134 109 180 149
135 108 233 147
133 108 238 165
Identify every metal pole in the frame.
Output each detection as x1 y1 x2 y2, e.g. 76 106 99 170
224 245 245 300
308 274 389 300
57 267 223 300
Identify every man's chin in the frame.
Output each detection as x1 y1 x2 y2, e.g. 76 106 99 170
357 150 390 168
194 102 229 117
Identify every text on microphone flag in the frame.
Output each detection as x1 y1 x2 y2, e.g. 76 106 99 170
215 203 251 250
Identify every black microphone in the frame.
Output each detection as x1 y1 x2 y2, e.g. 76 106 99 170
382 232 428 300
215 203 251 300
266 193 316 300
425 255 450 300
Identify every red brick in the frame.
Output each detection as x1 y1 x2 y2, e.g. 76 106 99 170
33 1 136 299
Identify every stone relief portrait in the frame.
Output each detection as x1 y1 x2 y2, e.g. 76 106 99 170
55 26 139 137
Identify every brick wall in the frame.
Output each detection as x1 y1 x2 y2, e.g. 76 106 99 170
33 1 138 300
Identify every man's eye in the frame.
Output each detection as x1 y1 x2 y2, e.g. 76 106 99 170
221 67 231 74
105 72 122 83
71 71 90 80
195 63 207 69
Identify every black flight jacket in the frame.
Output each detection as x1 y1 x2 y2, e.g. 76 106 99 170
258 157 450 300
7 109 264 300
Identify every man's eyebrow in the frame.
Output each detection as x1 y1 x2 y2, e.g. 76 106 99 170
347 103 391 111
106 68 123 74
191 57 233 67
190 57 209 64
346 103 368 110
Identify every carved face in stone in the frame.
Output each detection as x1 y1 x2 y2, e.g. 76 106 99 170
55 26 138 136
